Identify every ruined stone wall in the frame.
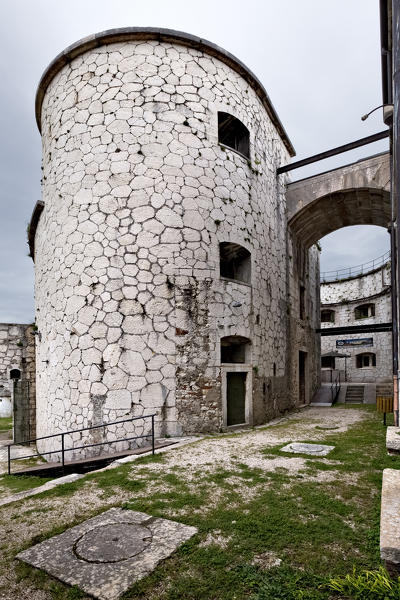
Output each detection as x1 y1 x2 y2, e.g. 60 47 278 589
321 264 392 383
0 323 26 410
33 31 318 456
0 323 36 437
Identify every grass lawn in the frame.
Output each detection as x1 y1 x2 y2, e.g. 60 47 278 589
0 405 399 600
0 417 12 432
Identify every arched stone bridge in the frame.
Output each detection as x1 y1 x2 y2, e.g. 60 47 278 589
286 152 391 247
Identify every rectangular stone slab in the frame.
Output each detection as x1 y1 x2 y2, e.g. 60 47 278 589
17 508 197 600
381 468 400 575
386 427 400 454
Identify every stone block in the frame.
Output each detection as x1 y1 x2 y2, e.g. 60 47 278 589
17 508 197 600
386 427 400 454
381 469 400 575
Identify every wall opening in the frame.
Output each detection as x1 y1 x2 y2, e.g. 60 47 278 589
321 309 335 323
226 372 247 426
321 356 335 369
356 352 376 368
220 336 251 364
10 368 21 381
299 351 307 404
218 112 250 158
219 242 251 284
355 303 375 319
299 285 306 319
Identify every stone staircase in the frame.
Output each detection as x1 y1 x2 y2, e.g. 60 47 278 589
345 385 365 404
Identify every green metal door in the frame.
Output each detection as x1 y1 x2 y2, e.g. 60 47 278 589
227 372 246 426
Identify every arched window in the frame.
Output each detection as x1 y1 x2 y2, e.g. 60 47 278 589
354 303 375 320
9 368 21 380
218 112 250 158
219 242 251 284
321 309 335 323
356 353 376 368
220 336 251 364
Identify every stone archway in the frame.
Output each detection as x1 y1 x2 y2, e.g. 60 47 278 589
287 152 390 247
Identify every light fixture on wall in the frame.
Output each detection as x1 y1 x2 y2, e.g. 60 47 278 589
361 103 393 126
231 301 242 307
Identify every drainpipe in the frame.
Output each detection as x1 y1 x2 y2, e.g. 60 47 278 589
393 0 400 426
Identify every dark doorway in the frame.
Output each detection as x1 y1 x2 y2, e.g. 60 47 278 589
299 351 307 404
227 372 246 426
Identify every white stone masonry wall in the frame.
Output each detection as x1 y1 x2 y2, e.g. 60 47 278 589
34 34 318 458
321 265 392 383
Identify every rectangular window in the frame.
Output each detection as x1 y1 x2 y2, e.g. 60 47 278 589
300 286 305 319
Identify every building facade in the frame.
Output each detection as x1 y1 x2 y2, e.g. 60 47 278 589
28 28 320 457
320 261 392 384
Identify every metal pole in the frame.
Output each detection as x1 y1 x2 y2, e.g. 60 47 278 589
7 444 11 475
61 433 65 474
393 0 400 426
151 415 155 455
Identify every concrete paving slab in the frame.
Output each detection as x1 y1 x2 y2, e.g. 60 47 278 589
280 442 335 456
386 427 400 454
17 508 197 600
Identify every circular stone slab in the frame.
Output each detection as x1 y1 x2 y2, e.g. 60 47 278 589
280 442 335 456
74 523 152 563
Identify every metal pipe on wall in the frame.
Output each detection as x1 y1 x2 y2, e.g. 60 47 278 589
392 0 400 425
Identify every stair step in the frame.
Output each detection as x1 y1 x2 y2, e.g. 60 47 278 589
345 386 364 404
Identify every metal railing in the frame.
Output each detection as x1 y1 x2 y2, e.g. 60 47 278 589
320 250 391 283
7 413 156 475
331 372 341 403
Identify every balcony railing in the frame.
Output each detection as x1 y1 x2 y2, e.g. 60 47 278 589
320 250 390 283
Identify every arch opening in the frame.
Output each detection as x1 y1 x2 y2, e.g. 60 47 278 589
289 187 391 249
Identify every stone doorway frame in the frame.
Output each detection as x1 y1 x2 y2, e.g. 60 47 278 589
221 365 253 428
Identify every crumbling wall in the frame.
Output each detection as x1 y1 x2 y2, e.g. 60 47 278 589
0 323 36 438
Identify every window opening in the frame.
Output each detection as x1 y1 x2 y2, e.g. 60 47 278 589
321 356 335 369
219 242 251 284
10 368 21 380
356 353 376 368
221 336 250 364
300 285 306 319
321 309 335 323
218 112 250 158
355 303 375 319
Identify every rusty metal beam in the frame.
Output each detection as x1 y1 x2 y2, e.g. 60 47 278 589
277 130 389 174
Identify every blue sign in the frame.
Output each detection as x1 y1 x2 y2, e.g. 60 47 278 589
336 338 373 347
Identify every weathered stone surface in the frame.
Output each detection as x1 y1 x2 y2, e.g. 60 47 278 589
17 508 198 600
280 442 335 456
32 30 320 457
386 427 400 454
381 469 400 575
320 264 392 386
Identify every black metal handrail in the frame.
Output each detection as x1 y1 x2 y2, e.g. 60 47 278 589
7 413 156 475
331 373 341 403
320 250 390 282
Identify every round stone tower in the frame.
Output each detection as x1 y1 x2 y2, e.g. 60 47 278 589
32 28 300 457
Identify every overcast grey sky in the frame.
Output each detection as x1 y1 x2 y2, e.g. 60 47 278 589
0 0 390 323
